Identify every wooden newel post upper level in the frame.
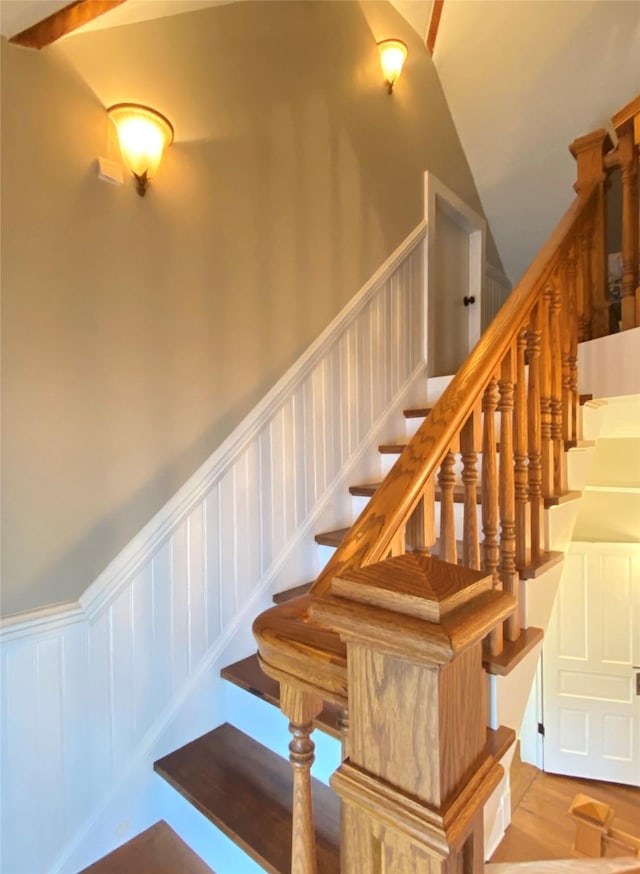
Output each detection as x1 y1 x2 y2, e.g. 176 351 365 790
311 553 515 873
570 129 613 340
613 95 640 330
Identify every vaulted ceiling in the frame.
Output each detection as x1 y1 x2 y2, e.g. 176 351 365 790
1 0 638 283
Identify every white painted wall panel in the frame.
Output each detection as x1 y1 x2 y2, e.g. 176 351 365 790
1 225 429 873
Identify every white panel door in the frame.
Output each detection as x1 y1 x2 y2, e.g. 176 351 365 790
424 173 484 378
543 545 640 786
433 202 472 376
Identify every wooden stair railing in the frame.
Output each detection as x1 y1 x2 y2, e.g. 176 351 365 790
572 94 640 336
252 95 639 873
253 182 596 873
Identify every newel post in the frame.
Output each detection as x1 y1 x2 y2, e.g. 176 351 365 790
311 553 515 873
613 96 640 330
570 129 613 339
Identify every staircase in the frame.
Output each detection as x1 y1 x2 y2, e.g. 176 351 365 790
7 95 638 874
78 391 597 873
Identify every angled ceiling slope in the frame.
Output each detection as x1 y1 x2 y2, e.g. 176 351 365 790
1 1 435 43
434 0 640 284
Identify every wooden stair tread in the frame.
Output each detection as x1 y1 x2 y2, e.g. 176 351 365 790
519 550 564 580
154 723 340 874
353 481 578 509
273 581 314 603
543 490 582 507
483 626 544 676
487 725 516 763
221 654 342 739
350 481 482 503
315 527 350 547
403 406 433 418
378 442 407 454
77 821 213 874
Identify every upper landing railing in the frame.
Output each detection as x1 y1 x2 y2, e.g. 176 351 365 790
252 94 640 874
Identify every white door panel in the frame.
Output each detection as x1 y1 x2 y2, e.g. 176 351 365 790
544 544 640 786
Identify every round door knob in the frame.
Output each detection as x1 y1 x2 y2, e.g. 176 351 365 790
463 296 475 307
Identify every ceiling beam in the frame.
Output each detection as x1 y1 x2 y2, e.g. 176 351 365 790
426 0 445 56
9 0 127 50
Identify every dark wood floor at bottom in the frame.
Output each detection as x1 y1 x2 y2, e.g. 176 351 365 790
491 771 640 863
77 820 213 874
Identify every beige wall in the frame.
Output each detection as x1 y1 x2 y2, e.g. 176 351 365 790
1 1 495 615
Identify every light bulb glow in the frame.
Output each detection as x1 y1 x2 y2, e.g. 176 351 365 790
377 39 408 93
108 103 174 190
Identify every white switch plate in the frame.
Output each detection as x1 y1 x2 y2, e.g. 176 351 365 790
97 156 123 185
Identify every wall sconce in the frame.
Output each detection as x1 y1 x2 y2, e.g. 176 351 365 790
107 103 174 196
377 39 408 94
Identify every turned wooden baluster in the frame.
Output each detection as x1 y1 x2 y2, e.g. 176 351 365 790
499 348 519 642
514 325 531 572
337 707 349 761
568 236 581 443
527 306 544 562
616 111 639 329
281 684 323 874
549 271 567 493
482 377 502 655
389 525 406 558
438 449 458 563
577 213 595 341
406 476 436 554
540 285 554 500
461 409 481 570
561 244 578 444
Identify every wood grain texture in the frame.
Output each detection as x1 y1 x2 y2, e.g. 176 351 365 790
426 0 445 55
154 723 340 874
310 587 515 669
281 685 323 874
438 450 459 564
220 653 342 739
297 186 596 604
527 305 544 562
483 626 543 676
499 349 519 642
332 553 491 623
540 288 554 499
514 327 531 572
492 770 640 865
9 0 126 49
461 410 481 569
618 121 639 330
405 476 436 553
77 821 213 874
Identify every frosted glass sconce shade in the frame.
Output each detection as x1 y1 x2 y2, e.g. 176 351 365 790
108 103 174 196
377 39 408 94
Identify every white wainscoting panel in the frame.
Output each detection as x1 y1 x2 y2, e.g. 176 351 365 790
1 223 427 873
483 263 512 330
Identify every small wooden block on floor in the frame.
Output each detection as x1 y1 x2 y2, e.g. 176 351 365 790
77 821 213 874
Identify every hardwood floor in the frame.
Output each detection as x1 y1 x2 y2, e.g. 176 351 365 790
491 770 640 863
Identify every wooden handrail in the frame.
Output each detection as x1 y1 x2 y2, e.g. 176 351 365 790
253 94 640 874
309 185 596 598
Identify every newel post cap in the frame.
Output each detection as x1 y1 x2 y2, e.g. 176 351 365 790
309 553 515 666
